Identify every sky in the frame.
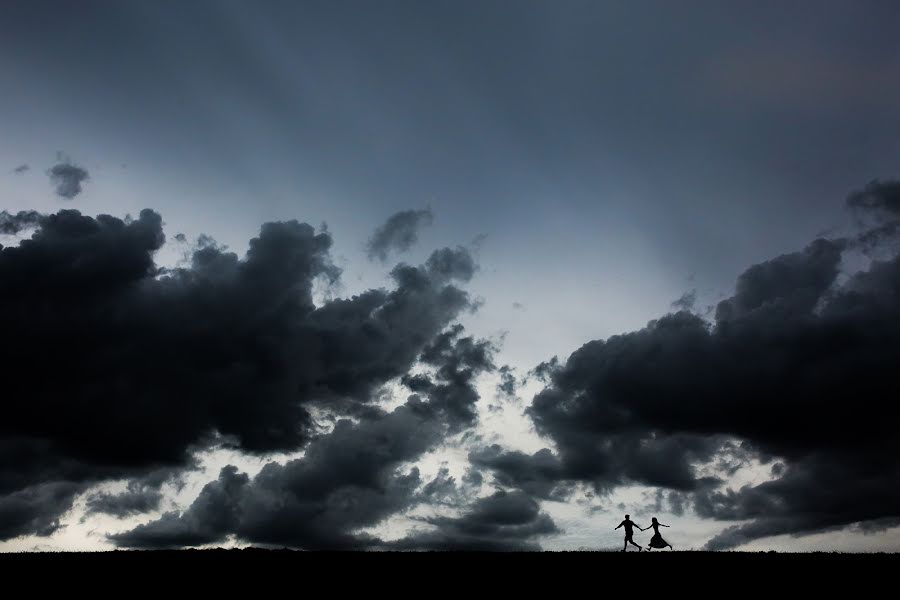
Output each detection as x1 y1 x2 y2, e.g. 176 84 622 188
1 0 900 552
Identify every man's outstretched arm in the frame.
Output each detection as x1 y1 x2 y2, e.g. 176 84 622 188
615 522 623 530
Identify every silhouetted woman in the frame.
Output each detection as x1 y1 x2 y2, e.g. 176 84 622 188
643 517 673 550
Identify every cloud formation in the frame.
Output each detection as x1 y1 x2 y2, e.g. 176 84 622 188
47 161 90 199
0 210 41 235
847 179 900 217
0 481 85 540
84 468 188 519
391 490 559 551
6 179 900 550
671 289 697 312
367 208 433 262
476 180 900 548
0 208 478 540
111 326 506 549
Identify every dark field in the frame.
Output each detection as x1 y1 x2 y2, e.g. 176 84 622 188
1 549 894 592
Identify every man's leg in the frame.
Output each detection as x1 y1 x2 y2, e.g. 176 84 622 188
629 537 642 551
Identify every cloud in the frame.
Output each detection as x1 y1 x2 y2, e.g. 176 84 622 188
532 246 849 481
671 289 697 312
367 208 433 262
84 467 189 518
714 238 844 322
11 177 900 551
109 466 250 548
418 467 473 506
47 161 90 199
0 208 478 540
405 324 496 430
0 210 41 235
85 486 165 519
476 180 900 548
528 356 559 383
496 365 518 397
12 164 29 175
391 490 559 551
847 179 900 217
469 445 568 500
111 326 496 549
845 180 900 255
0 481 85 540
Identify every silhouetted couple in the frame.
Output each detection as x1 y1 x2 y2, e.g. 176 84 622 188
615 515 673 551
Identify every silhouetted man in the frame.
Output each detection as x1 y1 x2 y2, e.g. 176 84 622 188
615 514 643 552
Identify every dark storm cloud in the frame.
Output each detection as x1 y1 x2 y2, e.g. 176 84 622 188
111 326 497 549
85 486 164 520
84 467 189 518
529 357 559 383
846 180 900 256
418 467 469 507
853 221 900 255
111 410 425 549
47 161 89 199
411 324 496 430
496 365 518 397
469 445 568 501
391 490 559 551
0 208 478 540
109 465 250 548
699 456 900 550
424 246 478 284
0 210 41 235
0 481 85 540
12 164 29 174
847 179 900 217
714 237 844 322
367 208 433 262
495 188 900 547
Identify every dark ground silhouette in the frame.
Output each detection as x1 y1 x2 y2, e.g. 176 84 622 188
0 549 894 593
